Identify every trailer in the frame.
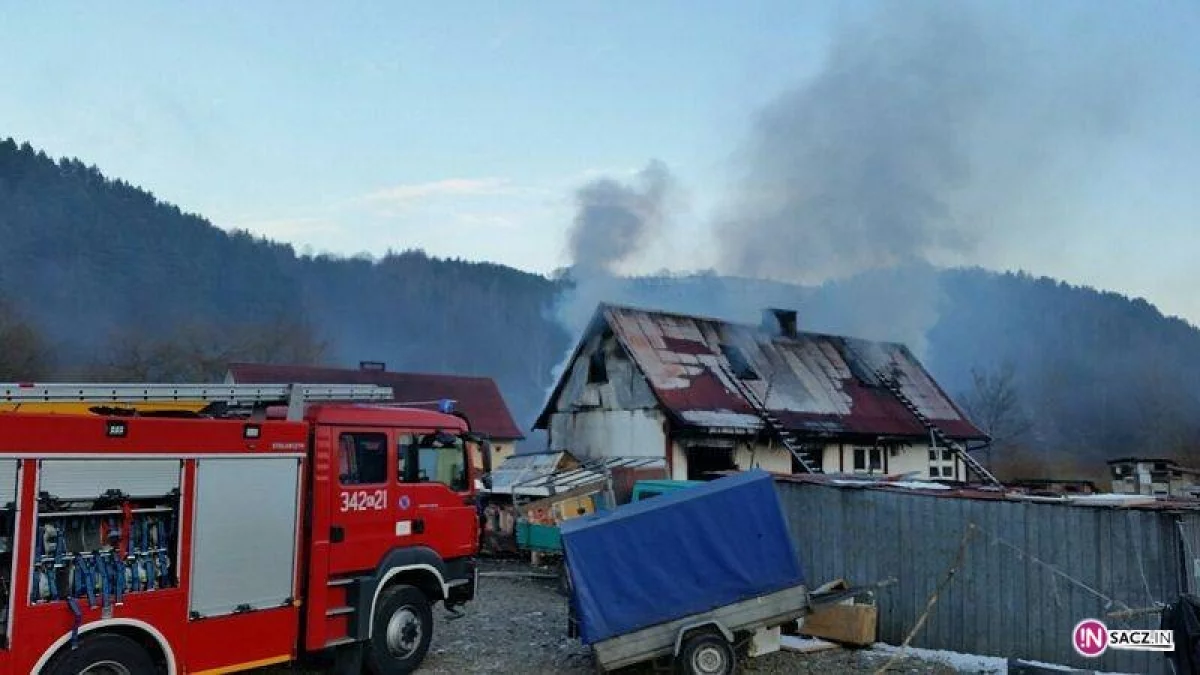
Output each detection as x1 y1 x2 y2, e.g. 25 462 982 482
591 583 810 673
0 381 488 675
561 470 861 675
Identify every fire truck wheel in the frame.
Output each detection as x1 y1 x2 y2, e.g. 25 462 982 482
43 632 158 675
365 584 433 675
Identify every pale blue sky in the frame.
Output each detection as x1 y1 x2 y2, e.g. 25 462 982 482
2 2 1200 323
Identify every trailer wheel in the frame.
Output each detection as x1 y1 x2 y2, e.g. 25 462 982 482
364 584 433 675
43 632 157 675
677 632 737 675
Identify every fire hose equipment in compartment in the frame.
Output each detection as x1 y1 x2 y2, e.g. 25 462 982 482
31 460 181 646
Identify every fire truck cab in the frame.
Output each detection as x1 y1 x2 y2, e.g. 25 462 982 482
0 382 485 675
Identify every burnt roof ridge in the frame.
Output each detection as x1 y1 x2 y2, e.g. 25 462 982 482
598 303 910 349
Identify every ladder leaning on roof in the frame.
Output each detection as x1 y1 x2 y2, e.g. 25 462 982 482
868 369 1004 488
0 381 395 420
717 364 823 474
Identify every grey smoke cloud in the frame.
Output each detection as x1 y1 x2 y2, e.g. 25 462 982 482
716 1 1000 284
549 160 678 382
715 0 1176 281
550 0 1194 364
567 159 674 275
709 0 1180 350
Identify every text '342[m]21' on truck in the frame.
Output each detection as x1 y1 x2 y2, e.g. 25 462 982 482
0 381 490 675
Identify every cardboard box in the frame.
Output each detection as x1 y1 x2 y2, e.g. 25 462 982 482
797 603 878 646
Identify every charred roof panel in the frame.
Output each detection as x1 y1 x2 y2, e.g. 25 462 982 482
581 304 986 441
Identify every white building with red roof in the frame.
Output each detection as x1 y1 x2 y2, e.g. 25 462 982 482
534 304 989 481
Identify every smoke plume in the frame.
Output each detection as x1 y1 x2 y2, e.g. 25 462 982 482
552 160 677 340
548 0 1189 374
717 2 992 284
568 160 674 277
711 0 1165 352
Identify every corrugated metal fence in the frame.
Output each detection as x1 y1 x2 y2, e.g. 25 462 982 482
776 480 1200 674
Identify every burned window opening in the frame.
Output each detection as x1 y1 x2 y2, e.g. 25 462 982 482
719 343 758 380
588 347 608 384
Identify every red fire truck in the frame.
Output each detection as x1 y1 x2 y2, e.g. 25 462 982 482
0 382 488 674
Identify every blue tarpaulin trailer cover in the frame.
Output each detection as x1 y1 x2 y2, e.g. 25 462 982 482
559 469 805 645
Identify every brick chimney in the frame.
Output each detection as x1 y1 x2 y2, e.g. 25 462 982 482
761 308 798 338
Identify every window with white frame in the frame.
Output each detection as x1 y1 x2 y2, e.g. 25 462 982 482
928 444 955 479
853 446 883 473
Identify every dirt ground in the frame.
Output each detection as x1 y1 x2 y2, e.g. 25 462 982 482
256 560 973 674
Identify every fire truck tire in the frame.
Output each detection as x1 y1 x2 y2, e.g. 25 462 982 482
364 584 433 675
43 632 158 675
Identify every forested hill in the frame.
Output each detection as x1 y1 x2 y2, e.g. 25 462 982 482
2 137 1198 479
0 138 569 424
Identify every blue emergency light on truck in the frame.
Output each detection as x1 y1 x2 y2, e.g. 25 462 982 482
559 469 805 646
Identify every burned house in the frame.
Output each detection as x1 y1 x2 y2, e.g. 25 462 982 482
1108 457 1200 498
534 304 989 481
227 361 524 470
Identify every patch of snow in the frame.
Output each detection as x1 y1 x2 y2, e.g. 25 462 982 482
871 643 1005 673
869 644 1140 674
780 635 838 653
889 480 952 491
678 410 762 429
1067 494 1156 504
1013 657 1139 675
827 478 952 490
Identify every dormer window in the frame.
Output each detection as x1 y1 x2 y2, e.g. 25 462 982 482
720 343 758 380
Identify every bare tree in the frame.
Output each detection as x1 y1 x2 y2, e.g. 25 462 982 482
960 361 1033 450
93 317 331 382
0 298 52 380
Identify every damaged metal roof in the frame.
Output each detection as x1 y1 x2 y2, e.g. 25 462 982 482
506 457 666 498
486 452 666 497
538 303 986 442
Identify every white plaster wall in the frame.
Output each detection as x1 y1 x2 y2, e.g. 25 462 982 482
547 408 666 461
736 443 793 474
821 443 960 479
822 444 842 473
889 446 941 476
671 442 688 481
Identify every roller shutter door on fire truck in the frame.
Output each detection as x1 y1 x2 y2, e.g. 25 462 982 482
190 457 301 617
0 459 16 507
40 459 180 499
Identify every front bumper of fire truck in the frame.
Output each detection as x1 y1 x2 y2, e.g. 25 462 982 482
445 557 478 608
